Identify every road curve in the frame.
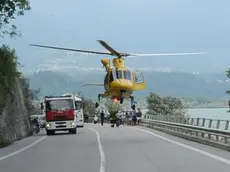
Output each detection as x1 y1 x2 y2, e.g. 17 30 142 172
1 123 230 172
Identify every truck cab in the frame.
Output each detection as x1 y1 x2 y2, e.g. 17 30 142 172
74 96 84 127
41 94 79 135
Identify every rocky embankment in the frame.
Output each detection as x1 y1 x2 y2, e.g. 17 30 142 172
0 78 32 148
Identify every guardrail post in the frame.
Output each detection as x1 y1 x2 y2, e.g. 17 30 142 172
216 120 220 141
225 121 229 130
196 118 200 136
224 121 229 144
216 120 220 129
202 118 205 127
196 118 200 126
186 118 190 124
208 119 212 139
191 118 194 125
201 118 205 138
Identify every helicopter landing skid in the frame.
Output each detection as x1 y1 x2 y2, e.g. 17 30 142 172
97 93 107 102
95 93 106 108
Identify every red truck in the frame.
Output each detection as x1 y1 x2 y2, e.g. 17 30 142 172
41 94 82 135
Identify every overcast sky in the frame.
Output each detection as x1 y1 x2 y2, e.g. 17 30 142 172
2 0 230 73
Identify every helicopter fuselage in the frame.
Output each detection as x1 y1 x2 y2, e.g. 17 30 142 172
103 67 135 100
106 79 134 98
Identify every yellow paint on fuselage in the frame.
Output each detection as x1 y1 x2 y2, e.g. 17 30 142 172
112 58 125 68
110 79 133 91
105 79 133 98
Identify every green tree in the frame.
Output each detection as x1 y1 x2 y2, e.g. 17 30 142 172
82 97 96 117
0 0 31 37
104 99 122 120
147 92 186 116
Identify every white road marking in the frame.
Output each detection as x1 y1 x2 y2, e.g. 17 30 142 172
0 136 47 161
89 128 106 172
134 128 230 165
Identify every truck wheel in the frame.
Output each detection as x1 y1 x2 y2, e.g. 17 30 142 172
72 128 77 134
69 128 77 134
47 130 54 135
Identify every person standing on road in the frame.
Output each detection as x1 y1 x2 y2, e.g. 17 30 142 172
100 110 105 126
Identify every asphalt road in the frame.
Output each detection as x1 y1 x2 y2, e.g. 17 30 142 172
1 123 230 172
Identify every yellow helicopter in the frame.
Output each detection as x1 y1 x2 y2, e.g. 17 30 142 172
30 40 205 110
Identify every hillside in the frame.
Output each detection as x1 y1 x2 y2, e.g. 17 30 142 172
25 70 230 101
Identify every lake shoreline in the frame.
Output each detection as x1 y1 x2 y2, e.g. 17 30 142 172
187 106 229 109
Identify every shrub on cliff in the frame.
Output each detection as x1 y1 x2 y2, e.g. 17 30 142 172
0 45 40 115
20 76 40 115
0 45 20 113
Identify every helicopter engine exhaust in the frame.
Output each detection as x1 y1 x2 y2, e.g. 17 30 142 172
101 58 110 70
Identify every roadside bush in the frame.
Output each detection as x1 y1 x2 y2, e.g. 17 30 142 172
147 92 186 117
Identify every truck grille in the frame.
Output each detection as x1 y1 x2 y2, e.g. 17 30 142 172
53 115 68 121
56 125 67 128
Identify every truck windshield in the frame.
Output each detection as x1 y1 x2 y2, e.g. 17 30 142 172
75 101 82 110
45 99 74 111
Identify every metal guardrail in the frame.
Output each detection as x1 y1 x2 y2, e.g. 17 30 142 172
140 117 230 151
144 115 230 131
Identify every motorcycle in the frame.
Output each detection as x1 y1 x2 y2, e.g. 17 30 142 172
110 117 116 127
116 116 122 127
32 124 40 134
94 116 98 124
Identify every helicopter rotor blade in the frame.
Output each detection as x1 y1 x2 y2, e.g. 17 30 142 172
127 52 206 57
30 43 207 58
30 44 112 56
97 40 121 57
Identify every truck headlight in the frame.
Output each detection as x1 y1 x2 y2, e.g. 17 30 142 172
46 123 51 128
71 122 75 126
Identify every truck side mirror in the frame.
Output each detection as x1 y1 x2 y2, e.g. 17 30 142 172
95 102 99 108
228 100 230 107
82 103 85 109
40 103 44 110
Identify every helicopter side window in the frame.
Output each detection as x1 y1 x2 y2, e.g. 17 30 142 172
116 70 122 79
124 70 133 80
104 73 109 85
109 71 114 83
135 72 144 84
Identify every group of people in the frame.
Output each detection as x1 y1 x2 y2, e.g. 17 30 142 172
125 108 142 125
93 110 108 126
93 108 142 126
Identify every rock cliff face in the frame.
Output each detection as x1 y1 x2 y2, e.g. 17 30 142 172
0 78 32 147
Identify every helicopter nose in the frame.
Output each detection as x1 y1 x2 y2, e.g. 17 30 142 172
117 79 133 90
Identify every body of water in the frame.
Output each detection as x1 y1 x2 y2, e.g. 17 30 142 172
187 108 230 120
142 108 230 120
142 108 230 130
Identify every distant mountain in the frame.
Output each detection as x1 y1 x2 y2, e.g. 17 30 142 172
25 70 230 100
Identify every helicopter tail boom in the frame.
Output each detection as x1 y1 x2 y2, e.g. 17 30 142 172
83 83 104 87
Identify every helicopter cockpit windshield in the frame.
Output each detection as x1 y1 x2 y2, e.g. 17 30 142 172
112 69 133 81
124 70 133 80
116 70 122 79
